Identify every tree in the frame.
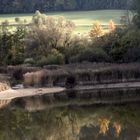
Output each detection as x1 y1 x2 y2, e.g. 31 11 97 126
0 26 25 65
108 20 116 32
89 21 103 38
132 0 140 28
25 11 75 60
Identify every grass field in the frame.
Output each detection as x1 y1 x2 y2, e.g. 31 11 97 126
0 10 128 33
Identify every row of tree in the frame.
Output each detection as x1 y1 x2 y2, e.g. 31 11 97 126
0 0 132 14
0 6 140 66
0 0 140 66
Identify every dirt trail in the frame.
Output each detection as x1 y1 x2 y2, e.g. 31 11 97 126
0 87 65 100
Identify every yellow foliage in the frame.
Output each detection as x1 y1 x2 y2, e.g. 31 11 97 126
89 21 103 38
108 20 116 32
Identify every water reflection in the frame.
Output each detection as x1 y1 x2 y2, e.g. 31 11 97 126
0 101 139 140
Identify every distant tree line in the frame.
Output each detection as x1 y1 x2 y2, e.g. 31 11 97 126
0 0 133 14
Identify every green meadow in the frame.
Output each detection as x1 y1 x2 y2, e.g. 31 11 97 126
0 10 127 33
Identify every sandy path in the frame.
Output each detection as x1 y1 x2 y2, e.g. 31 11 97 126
0 87 65 100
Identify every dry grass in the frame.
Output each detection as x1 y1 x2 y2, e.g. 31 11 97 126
23 63 140 87
2 63 140 88
23 72 34 87
23 70 48 87
0 82 10 92
33 70 47 87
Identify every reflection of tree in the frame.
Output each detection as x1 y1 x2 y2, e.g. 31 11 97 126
98 118 110 135
113 121 122 137
0 105 139 140
49 109 80 140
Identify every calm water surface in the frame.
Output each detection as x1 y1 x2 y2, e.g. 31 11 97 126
0 96 139 140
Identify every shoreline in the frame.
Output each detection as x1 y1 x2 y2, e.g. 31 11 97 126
0 81 140 100
0 87 65 100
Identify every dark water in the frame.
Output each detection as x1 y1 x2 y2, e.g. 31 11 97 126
0 97 140 140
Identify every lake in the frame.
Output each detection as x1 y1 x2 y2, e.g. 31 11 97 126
0 90 139 140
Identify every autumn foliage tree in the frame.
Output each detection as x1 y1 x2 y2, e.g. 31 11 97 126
108 20 116 32
89 21 103 38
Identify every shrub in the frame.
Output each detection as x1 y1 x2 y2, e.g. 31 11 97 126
37 57 48 67
24 58 35 65
123 48 140 62
0 28 25 65
15 17 21 23
46 50 65 65
62 36 87 63
110 28 140 62
37 49 65 66
120 29 140 49
70 47 110 63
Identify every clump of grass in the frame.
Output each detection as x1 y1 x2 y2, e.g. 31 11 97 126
0 82 10 92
